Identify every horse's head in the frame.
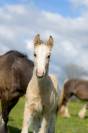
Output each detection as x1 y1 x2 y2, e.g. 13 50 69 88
33 34 54 78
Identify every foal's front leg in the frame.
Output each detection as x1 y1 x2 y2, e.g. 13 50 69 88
48 113 56 133
21 103 33 133
39 114 49 133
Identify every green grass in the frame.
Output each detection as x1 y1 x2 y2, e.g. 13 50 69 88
8 98 88 133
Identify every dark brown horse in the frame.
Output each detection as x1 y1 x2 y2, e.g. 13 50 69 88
59 79 88 118
0 50 34 132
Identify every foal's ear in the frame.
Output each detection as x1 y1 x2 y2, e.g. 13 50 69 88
34 34 41 47
47 36 54 49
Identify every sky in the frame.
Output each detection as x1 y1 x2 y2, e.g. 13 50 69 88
0 0 88 87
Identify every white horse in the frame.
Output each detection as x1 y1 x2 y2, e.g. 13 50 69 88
21 34 58 133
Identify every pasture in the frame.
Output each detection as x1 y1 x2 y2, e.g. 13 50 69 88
8 98 88 133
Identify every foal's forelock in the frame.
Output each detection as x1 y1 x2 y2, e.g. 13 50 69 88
33 34 53 78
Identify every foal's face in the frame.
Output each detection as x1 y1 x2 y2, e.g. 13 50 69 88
33 34 53 78
34 45 51 78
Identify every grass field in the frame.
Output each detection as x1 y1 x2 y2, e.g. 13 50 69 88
8 98 88 133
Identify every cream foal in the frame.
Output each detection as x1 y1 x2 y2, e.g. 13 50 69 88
21 34 58 133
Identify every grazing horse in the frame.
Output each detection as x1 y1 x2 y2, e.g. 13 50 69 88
59 79 88 118
0 50 34 132
21 34 58 133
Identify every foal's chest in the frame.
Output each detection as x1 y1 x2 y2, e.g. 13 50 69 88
26 79 53 113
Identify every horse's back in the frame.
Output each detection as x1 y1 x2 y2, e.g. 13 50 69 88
0 50 33 78
0 50 34 99
63 79 88 100
0 50 27 70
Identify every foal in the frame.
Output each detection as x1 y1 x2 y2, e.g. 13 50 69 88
21 34 58 133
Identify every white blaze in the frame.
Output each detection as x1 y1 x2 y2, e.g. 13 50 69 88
34 45 50 76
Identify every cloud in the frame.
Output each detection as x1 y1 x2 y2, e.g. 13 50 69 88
0 3 88 87
0 44 9 55
70 0 88 7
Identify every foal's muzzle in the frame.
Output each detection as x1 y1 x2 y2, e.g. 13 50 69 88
36 69 45 78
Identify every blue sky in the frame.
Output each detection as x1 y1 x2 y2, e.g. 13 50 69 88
35 0 85 17
33 0 72 16
0 0 88 87
0 0 84 17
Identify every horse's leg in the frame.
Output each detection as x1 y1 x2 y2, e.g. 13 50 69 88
0 113 6 133
1 97 19 133
59 97 70 118
33 118 41 133
48 113 56 133
59 105 70 118
21 103 33 133
78 104 87 119
1 100 9 133
59 90 72 118
39 113 49 133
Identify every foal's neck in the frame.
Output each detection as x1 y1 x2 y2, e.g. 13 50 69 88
33 69 49 88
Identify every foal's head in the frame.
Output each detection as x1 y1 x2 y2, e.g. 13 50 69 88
33 34 53 78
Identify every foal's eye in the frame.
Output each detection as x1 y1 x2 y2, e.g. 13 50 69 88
47 55 50 59
34 53 37 57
